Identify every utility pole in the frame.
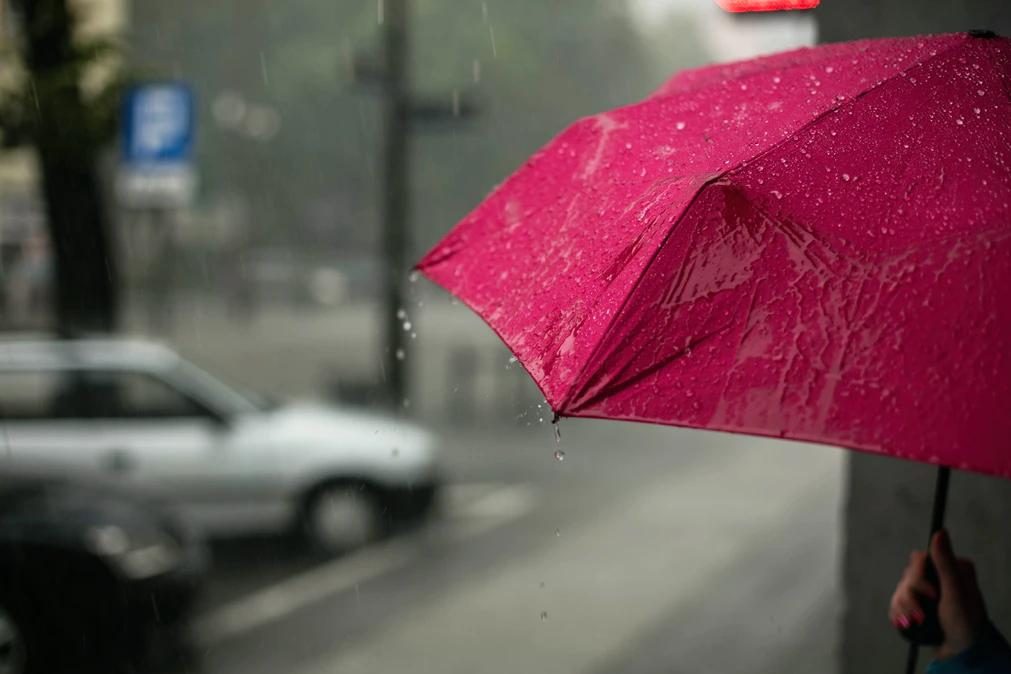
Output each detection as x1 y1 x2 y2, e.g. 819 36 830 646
353 0 480 409
380 0 410 408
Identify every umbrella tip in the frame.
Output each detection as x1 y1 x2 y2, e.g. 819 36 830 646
967 29 997 38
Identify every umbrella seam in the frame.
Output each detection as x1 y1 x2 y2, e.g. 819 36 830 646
722 36 972 180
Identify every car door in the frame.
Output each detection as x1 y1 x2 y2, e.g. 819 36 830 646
0 368 113 476
81 369 286 537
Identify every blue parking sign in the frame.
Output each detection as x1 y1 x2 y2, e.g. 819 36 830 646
119 83 196 207
122 83 194 164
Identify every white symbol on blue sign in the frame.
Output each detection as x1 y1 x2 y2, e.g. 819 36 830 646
123 84 194 164
119 83 197 207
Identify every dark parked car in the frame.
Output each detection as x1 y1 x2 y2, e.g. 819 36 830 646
0 470 208 674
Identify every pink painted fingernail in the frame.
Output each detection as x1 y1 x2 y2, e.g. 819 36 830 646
898 615 911 629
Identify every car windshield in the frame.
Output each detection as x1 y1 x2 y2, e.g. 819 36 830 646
171 360 274 416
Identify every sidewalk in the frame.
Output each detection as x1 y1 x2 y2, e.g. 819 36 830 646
295 437 843 674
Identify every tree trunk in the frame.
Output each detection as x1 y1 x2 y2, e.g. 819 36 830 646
17 0 119 334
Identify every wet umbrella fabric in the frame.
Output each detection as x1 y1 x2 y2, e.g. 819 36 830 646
417 32 1011 480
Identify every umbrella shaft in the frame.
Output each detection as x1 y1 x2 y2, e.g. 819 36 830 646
905 466 952 674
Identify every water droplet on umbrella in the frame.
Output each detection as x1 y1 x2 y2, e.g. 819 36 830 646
974 107 981 115
553 449 565 461
676 121 686 131
956 118 965 126
841 173 851 181
978 89 986 96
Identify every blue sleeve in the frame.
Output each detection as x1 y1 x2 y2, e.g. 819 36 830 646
927 624 1011 674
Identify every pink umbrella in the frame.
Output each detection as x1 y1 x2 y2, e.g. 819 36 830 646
417 30 1011 667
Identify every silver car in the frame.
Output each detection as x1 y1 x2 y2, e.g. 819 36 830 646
0 338 440 554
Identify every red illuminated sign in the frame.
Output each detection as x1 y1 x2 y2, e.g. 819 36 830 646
716 0 820 11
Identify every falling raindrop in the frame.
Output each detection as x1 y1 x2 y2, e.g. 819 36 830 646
554 529 561 537
553 449 565 462
540 611 548 621
397 308 407 320
409 270 420 283
395 348 405 360
402 321 412 331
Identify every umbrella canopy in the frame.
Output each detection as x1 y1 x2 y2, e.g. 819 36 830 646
417 32 1011 479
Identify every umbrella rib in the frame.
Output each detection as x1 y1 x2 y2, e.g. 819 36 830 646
558 176 724 412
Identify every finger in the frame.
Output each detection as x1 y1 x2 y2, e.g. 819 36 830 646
903 550 928 581
908 576 939 600
931 529 962 597
897 551 939 600
890 592 925 627
958 558 977 585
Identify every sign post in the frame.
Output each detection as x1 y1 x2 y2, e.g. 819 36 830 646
117 83 197 332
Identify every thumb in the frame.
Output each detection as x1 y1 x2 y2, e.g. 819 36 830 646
930 529 961 596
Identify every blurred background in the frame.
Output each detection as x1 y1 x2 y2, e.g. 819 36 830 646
0 1 1008 673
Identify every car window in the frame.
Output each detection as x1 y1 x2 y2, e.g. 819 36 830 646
0 370 70 420
78 371 211 420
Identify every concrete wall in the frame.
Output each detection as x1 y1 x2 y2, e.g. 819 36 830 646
813 3 1011 673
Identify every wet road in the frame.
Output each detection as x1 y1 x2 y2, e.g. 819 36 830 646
180 420 844 674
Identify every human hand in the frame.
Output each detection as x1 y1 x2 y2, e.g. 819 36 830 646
890 529 988 659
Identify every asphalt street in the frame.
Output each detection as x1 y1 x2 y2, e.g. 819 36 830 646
181 420 844 674
132 299 847 674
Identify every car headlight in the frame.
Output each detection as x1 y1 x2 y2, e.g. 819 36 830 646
84 525 182 580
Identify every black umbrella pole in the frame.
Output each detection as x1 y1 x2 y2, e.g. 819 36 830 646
904 466 951 674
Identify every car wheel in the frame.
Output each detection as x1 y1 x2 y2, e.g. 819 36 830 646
302 482 383 555
0 605 26 674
